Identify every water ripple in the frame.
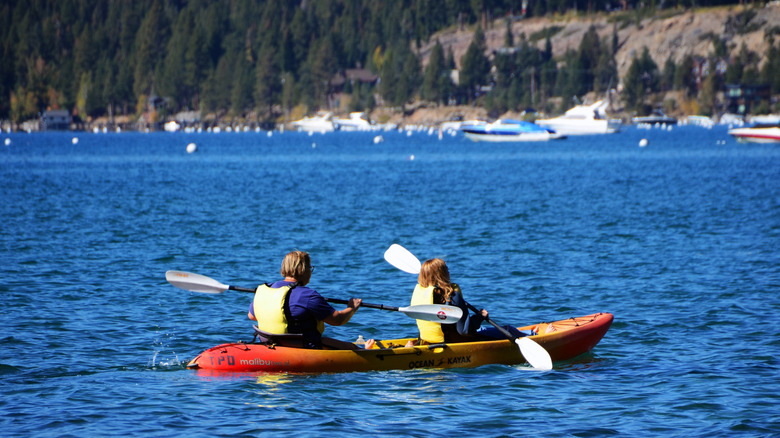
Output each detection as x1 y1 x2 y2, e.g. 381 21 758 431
1 128 778 436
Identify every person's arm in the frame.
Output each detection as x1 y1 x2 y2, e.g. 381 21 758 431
450 287 486 335
248 301 257 321
322 297 362 326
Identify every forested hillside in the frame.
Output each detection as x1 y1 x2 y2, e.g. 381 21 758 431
2 0 778 128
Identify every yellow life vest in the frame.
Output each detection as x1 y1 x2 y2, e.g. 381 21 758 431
253 283 294 334
411 284 445 343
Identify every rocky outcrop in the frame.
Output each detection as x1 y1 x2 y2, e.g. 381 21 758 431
419 4 779 85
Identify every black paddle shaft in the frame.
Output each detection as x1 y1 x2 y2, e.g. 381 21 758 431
466 302 517 340
230 285 398 311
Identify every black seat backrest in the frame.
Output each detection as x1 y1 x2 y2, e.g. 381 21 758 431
253 326 306 348
252 326 358 350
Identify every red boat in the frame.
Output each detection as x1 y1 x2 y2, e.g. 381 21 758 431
728 126 780 143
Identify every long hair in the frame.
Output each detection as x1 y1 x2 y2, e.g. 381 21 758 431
418 258 455 303
280 251 311 284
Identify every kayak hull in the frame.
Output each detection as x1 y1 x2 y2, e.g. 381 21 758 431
187 312 613 373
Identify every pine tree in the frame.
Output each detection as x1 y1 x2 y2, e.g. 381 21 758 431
255 39 281 118
759 38 780 95
699 67 717 116
399 49 421 105
674 54 696 97
459 24 490 103
660 56 676 92
132 0 169 100
422 41 445 103
622 47 659 114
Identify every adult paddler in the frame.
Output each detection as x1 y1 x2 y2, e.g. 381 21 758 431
248 250 362 349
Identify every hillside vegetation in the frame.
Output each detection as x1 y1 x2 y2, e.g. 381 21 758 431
1 0 778 129
406 3 780 123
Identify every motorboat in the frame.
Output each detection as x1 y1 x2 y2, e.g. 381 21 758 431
748 114 780 125
632 110 677 126
685 115 715 128
333 112 373 131
163 121 181 132
536 100 621 135
728 125 780 143
719 113 745 126
461 119 564 142
440 119 487 132
290 112 335 133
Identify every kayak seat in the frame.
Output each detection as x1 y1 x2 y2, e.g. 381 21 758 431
252 326 358 350
253 326 306 348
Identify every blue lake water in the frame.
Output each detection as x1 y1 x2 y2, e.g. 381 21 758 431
1 125 778 436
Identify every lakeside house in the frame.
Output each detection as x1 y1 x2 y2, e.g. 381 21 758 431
40 110 71 130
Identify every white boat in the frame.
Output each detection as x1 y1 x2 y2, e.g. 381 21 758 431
728 126 780 143
441 119 489 132
290 112 335 133
536 100 621 135
163 121 181 132
462 119 565 142
686 115 715 128
719 113 745 126
333 112 372 131
632 111 677 126
748 114 780 126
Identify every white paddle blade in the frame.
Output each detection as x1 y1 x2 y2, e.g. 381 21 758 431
398 304 462 324
384 244 422 274
166 270 229 294
516 337 553 370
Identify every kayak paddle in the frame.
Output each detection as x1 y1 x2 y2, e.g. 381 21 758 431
382 244 554 371
165 270 463 324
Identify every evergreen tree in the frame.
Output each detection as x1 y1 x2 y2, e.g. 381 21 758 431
622 47 658 114
255 40 281 118
422 41 446 103
660 56 676 92
231 56 255 116
674 54 697 96
132 0 169 101
398 48 421 105
280 71 296 120
379 46 398 106
158 10 192 109
759 39 780 95
577 26 601 95
594 42 617 93
459 24 490 103
504 18 513 47
557 49 581 111
699 66 718 116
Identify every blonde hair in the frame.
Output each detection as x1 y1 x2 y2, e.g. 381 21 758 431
418 258 455 303
280 251 311 283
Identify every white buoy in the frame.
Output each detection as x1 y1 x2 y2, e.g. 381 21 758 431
639 138 648 147
373 135 384 144
72 137 79 144
312 143 317 148
408 154 415 161
4 138 10 146
186 143 197 153
267 131 273 137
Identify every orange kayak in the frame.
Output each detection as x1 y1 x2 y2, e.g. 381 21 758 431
187 312 613 373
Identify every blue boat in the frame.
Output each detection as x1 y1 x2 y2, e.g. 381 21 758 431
462 119 565 142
